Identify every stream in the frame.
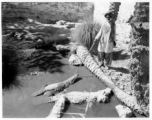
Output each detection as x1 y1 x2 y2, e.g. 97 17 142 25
2 48 145 118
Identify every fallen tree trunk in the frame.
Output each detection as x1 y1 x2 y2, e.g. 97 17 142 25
46 94 66 118
76 45 148 116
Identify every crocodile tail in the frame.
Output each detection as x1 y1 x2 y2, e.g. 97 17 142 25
42 96 58 104
32 84 47 97
33 97 57 106
63 73 79 86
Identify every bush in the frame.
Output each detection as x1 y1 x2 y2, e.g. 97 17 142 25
70 17 101 50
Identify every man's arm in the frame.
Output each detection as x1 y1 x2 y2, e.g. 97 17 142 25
114 23 116 41
94 24 103 42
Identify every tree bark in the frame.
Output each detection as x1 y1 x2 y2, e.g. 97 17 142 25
76 45 148 116
129 3 149 116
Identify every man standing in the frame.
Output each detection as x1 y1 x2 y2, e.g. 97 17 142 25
94 10 116 70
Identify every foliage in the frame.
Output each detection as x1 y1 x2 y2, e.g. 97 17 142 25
70 17 101 49
130 3 149 23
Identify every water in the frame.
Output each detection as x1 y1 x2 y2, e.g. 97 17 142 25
2 50 145 118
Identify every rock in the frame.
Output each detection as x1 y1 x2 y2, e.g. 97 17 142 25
27 18 42 24
96 88 112 103
65 22 75 29
35 39 45 49
70 45 78 54
124 38 130 44
116 72 123 76
97 95 108 103
55 45 70 51
126 91 132 95
56 20 67 25
112 76 119 82
8 26 16 29
115 104 134 117
120 84 125 90
103 88 112 96
115 82 119 86
30 71 45 76
69 54 82 66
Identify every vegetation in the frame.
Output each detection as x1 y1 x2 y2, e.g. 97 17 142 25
70 17 101 50
2 32 24 89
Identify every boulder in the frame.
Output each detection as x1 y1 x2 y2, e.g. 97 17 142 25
69 54 82 66
115 104 134 117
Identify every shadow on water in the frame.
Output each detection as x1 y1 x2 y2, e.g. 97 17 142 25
23 48 66 73
2 44 22 90
2 65 22 90
73 77 83 84
58 50 70 58
113 50 130 61
62 102 71 116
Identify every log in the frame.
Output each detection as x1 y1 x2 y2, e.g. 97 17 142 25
76 45 147 116
46 94 66 118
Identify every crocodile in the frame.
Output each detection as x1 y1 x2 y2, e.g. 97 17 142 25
40 88 112 104
32 73 79 97
76 45 148 116
44 88 112 118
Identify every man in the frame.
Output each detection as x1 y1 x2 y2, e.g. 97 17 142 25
94 10 116 70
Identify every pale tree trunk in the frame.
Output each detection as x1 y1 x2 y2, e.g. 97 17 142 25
129 2 149 116
108 2 121 22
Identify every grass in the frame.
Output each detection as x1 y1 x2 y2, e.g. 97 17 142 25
70 17 101 49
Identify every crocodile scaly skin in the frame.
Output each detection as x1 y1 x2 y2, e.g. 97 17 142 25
32 73 79 97
42 88 112 104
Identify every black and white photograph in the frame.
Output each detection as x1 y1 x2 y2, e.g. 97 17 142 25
1 1 150 118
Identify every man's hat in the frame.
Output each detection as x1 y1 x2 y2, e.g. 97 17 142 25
104 10 114 18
